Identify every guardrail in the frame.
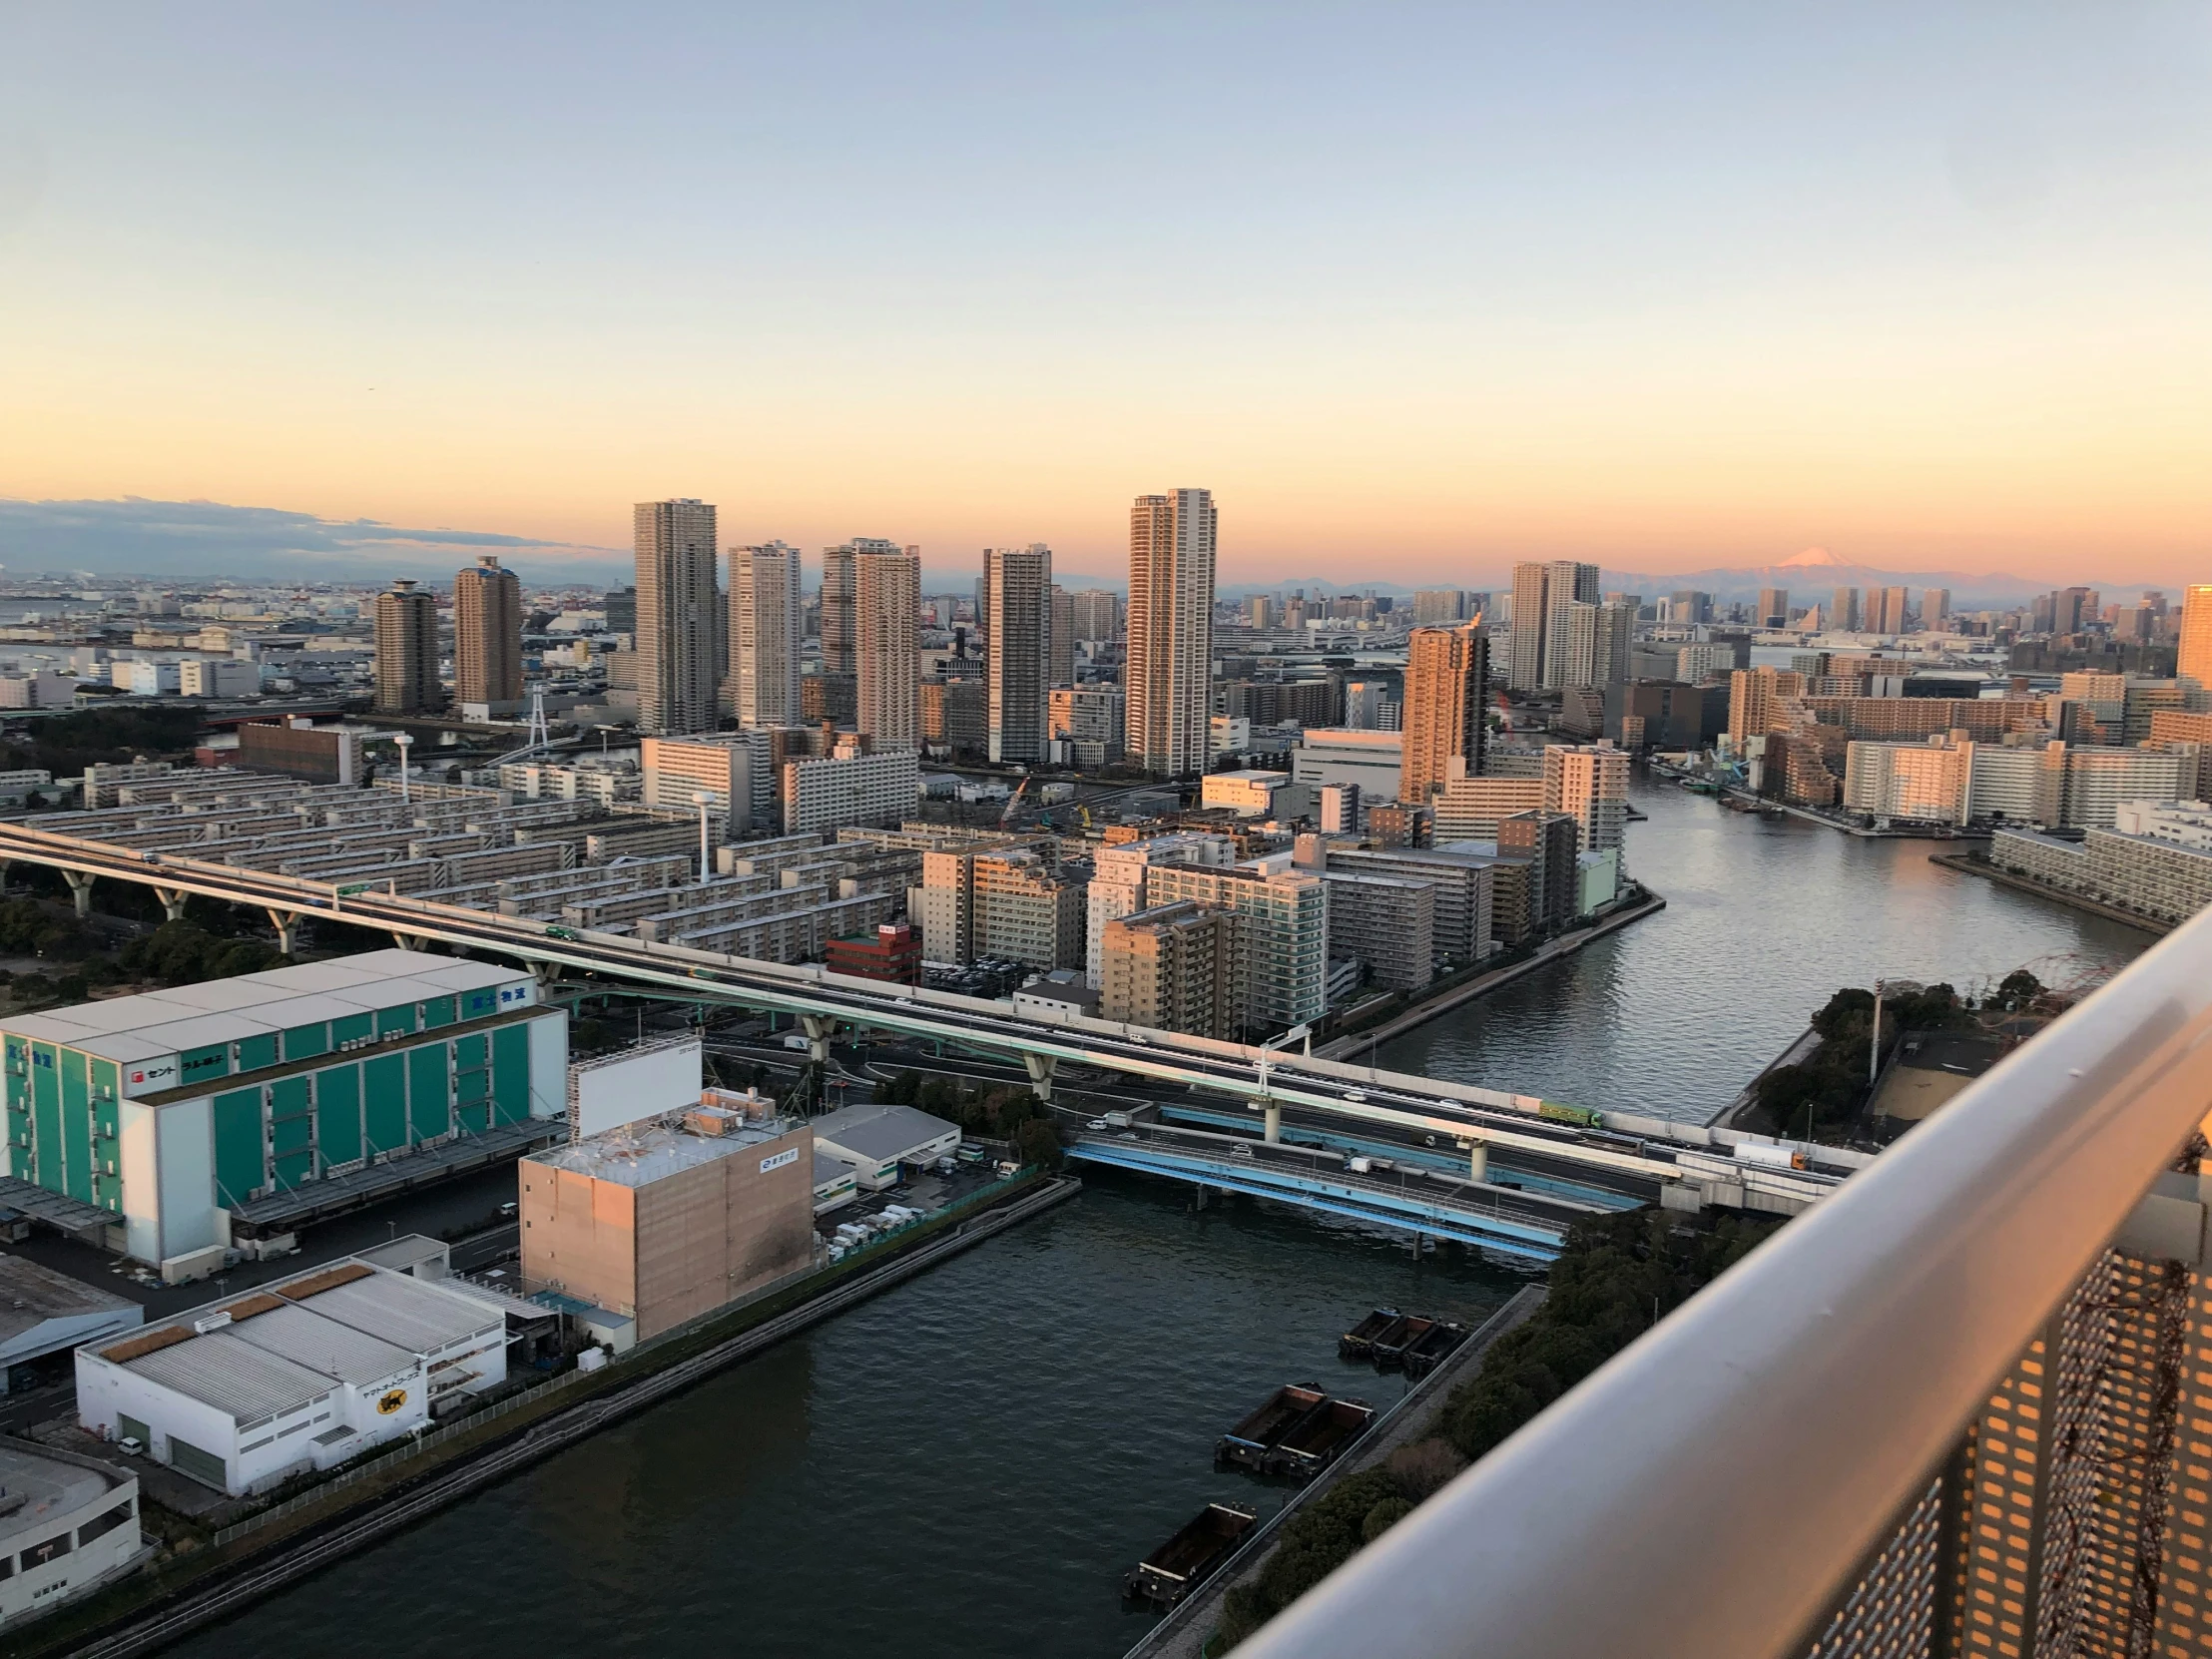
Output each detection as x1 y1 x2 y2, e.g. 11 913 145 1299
1236 901 2212 1659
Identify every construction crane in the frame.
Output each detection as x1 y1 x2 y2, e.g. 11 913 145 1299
997 775 1032 828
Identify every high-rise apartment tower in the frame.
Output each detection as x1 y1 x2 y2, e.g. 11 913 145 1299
452 555 522 707
985 545 1053 764
1398 625 1489 805
732 542 803 728
854 543 920 751
2179 585 2212 690
634 499 719 736
1542 562 1602 691
373 578 444 715
1126 489 1218 776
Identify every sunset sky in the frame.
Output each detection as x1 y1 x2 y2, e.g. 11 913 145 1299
3 5 2209 587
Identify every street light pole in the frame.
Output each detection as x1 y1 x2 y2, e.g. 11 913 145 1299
692 791 714 884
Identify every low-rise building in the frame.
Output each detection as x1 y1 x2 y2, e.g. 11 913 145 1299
0 1255 141 1392
811 1103 960 1190
0 1442 142 1630
1988 804 2212 929
1292 729 1405 801
825 921 923 984
782 745 920 834
76 1259 507 1495
812 1152 858 1215
1431 777 1544 842
522 1096 815 1346
1202 770 1306 819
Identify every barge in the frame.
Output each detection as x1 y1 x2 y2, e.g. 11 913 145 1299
1401 1318 1470 1380
1272 1395 1377 1479
1216 1383 1327 1471
1123 1502 1259 1607
1372 1315 1434 1372
1338 1307 1400 1362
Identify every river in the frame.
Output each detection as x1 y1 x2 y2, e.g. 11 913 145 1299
167 775 2148 1658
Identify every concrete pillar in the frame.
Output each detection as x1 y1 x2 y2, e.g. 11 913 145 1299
1264 1102 1282 1144
533 960 561 990
63 868 95 918
390 931 428 952
801 1013 834 1067
266 908 299 957
1467 1140 1488 1184
1022 1051 1057 1103
153 887 189 922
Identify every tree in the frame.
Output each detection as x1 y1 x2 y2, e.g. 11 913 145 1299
1996 969 2043 1012
1012 1117 1062 1171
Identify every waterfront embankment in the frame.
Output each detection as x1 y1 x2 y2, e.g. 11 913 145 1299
1123 1284 1548 1659
1318 892 1665 1059
1929 851 2169 937
19 1174 1080 1659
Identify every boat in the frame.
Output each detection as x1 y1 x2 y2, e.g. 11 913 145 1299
1338 1307 1400 1362
1372 1315 1435 1371
1216 1383 1327 1471
1401 1319 1470 1380
1122 1502 1259 1606
1272 1395 1378 1479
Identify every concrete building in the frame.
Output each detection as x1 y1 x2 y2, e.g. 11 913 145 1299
634 499 721 736
985 544 1053 764
1202 770 1304 819
1411 588 1469 625
238 721 362 786
811 1102 959 1190
1292 728 1404 801
77 1259 508 1493
2031 743 2188 830
178 659 259 698
1543 743 1630 853
642 733 774 835
731 542 804 728
2 951 565 1275
1989 809 2212 930
1757 587 1790 630
1728 668 1809 741
1321 845 1495 965
1050 583 1075 687
1048 685 1124 766
855 542 920 751
1844 736 1973 825
921 676 988 755
1320 871 1435 991
0 1441 141 1629
1144 858 1328 1035
782 744 920 834
1399 625 1489 806
2181 584 2212 689
1540 561 1601 692
2150 709 2212 801
1099 900 1237 1037
1068 588 1122 643
1432 776 1545 842
1084 832 1235 987
1342 680 1395 730
1497 810 1581 933
1507 562 1549 693
820 542 863 677
1319 782 1361 831
522 1097 814 1345
453 555 523 709
372 579 443 715
1126 489 1217 776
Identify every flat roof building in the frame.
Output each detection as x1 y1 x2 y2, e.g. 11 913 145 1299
2 950 567 1275
811 1103 960 1191
0 1442 141 1631
0 1254 141 1391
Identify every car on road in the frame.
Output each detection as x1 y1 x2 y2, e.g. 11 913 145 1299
1343 1091 1368 1103
1086 1118 1108 1131
545 925 579 941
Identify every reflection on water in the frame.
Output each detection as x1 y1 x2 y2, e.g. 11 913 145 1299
165 777 2144 1657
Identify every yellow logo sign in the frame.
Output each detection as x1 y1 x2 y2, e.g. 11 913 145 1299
377 1388 407 1415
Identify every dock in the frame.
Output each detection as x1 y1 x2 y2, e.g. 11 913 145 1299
1122 1282 1548 1659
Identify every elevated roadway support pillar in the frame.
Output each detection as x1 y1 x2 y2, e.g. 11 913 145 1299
533 961 561 991
153 887 189 923
1467 1139 1488 1184
1022 1052 1057 1104
800 1014 835 1067
266 908 300 957
1264 1102 1282 1144
63 869 95 918
390 931 429 953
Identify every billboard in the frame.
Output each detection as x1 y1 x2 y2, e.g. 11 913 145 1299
568 1038 703 1140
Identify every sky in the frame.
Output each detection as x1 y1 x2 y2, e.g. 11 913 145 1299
2 4 2209 589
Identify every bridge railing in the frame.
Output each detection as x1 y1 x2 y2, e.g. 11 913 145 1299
1235 902 2212 1659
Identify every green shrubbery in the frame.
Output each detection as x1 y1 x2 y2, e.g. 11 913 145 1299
1754 981 1975 1138
117 921 286 987
0 705 206 778
871 1070 1065 1167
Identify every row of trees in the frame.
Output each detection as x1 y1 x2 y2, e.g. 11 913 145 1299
1216 1207 1783 1651
872 1070 1062 1170
0 704 206 780
1753 980 1985 1139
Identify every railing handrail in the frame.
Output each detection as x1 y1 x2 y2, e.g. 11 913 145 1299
1239 903 2212 1659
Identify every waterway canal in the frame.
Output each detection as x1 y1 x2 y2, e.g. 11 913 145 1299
169 775 2149 1657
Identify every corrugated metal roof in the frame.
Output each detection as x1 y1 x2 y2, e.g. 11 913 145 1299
291 1272 501 1355
126 1329 333 1423
149 980 292 1013
228 1301 415 1387
812 1103 959 1162
405 960 526 992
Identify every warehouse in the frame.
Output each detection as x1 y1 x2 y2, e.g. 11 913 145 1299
75 1259 507 1496
1 950 568 1277
811 1103 960 1191
522 1094 816 1345
812 1152 858 1215
0 1442 142 1631
0 1253 141 1392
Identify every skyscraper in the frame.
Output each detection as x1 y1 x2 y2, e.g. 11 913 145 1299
820 542 861 675
1069 589 1122 643
732 542 803 728
1399 625 1489 804
1247 593 1274 630
985 544 1052 764
1542 562 1602 691
1050 583 1075 686
1508 563 1549 693
854 543 919 750
1876 586 1912 635
1126 488 1218 776
634 498 719 737
452 554 522 707
1921 588 1950 633
1756 587 1790 630
1831 586 1858 632
372 578 443 715
1552 600 1634 692
2180 585 2212 689
1412 589 1468 626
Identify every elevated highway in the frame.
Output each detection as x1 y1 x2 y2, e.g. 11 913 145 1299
0 825 1865 1241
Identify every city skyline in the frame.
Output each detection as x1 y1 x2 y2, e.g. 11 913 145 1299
5 8 2209 587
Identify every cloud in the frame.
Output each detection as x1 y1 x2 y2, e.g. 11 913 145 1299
0 496 628 586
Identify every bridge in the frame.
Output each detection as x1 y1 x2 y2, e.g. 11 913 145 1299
0 822 1862 1256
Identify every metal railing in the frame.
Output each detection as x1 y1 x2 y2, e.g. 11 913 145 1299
1238 902 2212 1659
